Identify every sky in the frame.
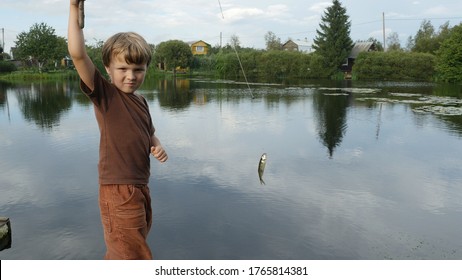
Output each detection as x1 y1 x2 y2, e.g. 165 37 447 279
1 0 462 54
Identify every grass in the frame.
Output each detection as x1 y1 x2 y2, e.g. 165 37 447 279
0 69 78 82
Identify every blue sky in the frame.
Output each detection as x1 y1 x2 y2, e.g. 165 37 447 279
1 0 462 53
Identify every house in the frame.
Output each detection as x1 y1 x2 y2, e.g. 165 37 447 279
341 41 377 78
282 39 313 53
61 56 73 68
188 40 210 55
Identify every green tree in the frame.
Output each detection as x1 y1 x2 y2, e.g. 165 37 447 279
412 20 437 53
435 24 462 82
228 34 241 49
313 0 353 77
14 23 68 72
353 51 435 81
85 39 105 74
387 32 402 51
154 40 192 74
409 20 451 54
411 20 452 54
264 31 282 51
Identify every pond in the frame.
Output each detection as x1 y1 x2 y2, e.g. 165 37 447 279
1 77 462 260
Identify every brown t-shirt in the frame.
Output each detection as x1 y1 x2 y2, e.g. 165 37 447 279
81 70 155 185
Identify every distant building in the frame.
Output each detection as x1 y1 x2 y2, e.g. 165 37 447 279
188 40 210 55
282 39 313 53
61 56 73 68
341 41 377 78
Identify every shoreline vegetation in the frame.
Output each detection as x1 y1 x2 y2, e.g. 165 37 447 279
0 47 460 85
0 67 197 82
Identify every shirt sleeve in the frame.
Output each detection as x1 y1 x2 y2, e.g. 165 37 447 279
80 69 114 112
139 95 156 136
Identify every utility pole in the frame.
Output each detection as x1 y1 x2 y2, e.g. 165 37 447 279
382 12 386 51
220 32 223 49
1 28 4 52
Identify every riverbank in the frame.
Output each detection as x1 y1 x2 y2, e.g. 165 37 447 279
0 69 213 83
0 70 78 82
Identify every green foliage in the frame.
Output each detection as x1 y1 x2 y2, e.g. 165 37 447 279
313 0 353 76
435 24 462 83
214 51 240 79
14 23 68 71
411 20 452 55
191 55 217 73
353 51 435 81
259 50 306 80
0 70 76 82
197 49 324 82
387 32 402 51
264 31 282 51
85 40 105 74
0 61 17 73
154 40 193 72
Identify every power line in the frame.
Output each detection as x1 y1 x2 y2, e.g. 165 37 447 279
386 16 462 21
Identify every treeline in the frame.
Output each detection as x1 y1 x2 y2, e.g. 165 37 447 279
190 21 462 83
2 10 462 83
191 49 436 82
352 51 435 81
192 50 321 82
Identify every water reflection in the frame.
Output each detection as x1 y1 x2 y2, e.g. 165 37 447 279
156 79 194 109
313 91 350 157
14 81 73 130
1 78 462 260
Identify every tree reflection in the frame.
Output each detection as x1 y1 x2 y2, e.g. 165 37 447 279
16 81 72 131
313 92 350 158
156 79 194 109
0 81 10 109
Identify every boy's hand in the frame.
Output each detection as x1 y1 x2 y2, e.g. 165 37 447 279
70 0 80 5
151 145 168 163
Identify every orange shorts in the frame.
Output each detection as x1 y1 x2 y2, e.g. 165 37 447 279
99 184 152 259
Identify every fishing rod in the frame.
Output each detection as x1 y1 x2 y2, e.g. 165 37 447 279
218 0 224 19
78 0 85 29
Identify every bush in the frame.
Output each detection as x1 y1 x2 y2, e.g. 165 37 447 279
0 61 17 73
353 51 435 81
435 24 462 83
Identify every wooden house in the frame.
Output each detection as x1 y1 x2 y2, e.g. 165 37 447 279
188 40 210 55
282 39 313 53
341 42 377 78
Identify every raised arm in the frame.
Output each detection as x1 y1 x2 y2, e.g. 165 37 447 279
68 0 95 91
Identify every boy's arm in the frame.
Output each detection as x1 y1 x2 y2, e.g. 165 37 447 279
68 0 95 91
151 135 168 163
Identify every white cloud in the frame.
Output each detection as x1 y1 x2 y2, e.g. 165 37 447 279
309 2 331 14
2 0 461 52
222 7 265 23
423 5 450 16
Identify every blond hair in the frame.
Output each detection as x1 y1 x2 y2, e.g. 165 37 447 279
102 32 152 67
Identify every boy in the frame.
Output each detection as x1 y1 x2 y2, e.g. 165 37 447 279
68 0 168 259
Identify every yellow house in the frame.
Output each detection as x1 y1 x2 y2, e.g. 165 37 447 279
188 40 210 55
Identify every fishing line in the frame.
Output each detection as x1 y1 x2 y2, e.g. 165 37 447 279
231 44 254 98
218 1 263 185
217 1 254 99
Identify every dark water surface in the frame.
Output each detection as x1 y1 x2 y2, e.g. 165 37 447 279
1 78 462 259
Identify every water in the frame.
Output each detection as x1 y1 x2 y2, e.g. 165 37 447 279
1 78 462 260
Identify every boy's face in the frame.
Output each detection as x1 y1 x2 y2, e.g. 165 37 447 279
105 53 147 94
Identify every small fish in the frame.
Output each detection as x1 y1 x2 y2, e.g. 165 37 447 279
258 153 267 185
